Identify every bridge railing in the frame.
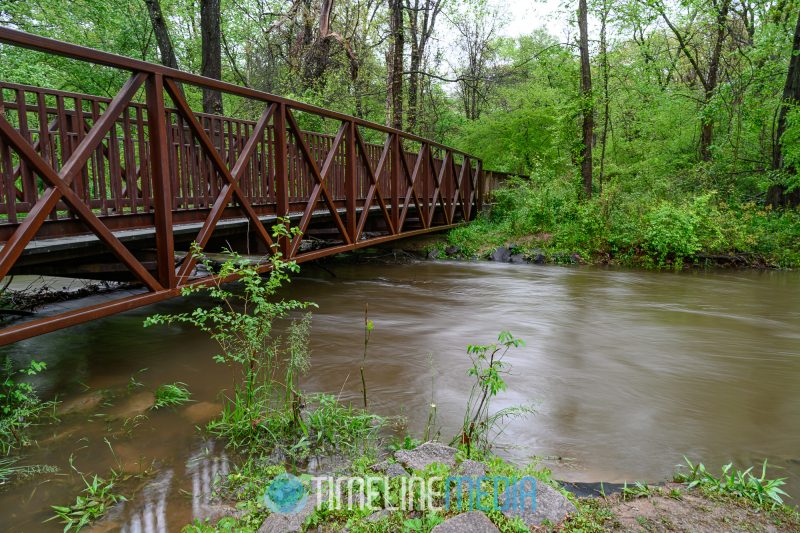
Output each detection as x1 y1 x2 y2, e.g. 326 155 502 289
0 27 488 344
0 82 471 237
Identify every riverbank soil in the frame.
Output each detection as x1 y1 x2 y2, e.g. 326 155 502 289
568 483 800 532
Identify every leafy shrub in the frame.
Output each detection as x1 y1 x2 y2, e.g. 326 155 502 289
1 357 56 453
642 200 701 266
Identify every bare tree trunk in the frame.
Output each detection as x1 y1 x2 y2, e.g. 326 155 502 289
700 0 731 161
145 0 180 69
578 0 593 198
767 10 800 207
389 0 404 130
201 0 223 114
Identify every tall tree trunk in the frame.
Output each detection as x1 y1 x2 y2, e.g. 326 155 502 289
405 0 442 132
598 0 610 194
145 0 180 69
700 0 731 161
767 11 800 207
389 0 404 130
201 0 223 114
407 0 420 133
774 11 800 170
578 0 593 198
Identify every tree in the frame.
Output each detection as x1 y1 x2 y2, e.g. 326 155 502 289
654 0 732 161
405 0 444 132
302 0 359 88
387 0 405 129
578 0 594 197
768 10 800 207
144 0 180 70
450 0 498 121
200 0 223 114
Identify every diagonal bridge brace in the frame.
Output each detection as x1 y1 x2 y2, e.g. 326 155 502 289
0 73 162 291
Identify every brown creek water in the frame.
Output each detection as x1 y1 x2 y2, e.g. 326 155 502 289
1 261 799 531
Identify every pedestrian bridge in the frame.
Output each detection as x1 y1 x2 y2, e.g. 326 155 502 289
0 28 509 345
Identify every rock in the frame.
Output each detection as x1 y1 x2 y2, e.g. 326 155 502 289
395 442 457 471
509 254 527 264
456 460 486 477
500 480 576 528
198 502 244 523
427 248 441 260
571 253 583 264
531 248 546 264
445 245 461 256
182 402 222 424
490 246 511 262
258 492 318 533
370 460 410 478
108 391 155 418
57 390 105 415
431 511 499 533
366 509 392 523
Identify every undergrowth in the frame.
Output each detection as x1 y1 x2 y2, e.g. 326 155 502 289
449 175 800 268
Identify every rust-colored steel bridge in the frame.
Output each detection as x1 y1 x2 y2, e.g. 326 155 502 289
0 28 511 346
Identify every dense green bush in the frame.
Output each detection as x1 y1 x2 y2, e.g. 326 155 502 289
449 176 800 268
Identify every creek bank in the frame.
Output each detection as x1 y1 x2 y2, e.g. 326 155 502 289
355 231 780 270
193 440 800 532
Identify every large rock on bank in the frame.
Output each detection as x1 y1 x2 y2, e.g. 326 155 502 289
394 442 457 471
500 479 576 528
431 511 500 533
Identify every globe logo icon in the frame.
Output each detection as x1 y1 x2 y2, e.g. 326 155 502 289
263 473 308 514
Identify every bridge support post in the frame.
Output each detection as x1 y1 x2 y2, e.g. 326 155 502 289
391 133 400 233
345 120 357 241
476 159 484 213
274 103 290 258
145 73 175 289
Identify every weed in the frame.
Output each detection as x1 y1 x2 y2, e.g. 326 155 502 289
675 457 790 509
0 357 57 453
621 481 656 500
0 456 58 485
388 435 421 453
453 331 534 456
49 473 126 532
152 382 192 409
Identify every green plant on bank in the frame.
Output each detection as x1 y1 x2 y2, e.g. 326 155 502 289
448 176 800 269
49 472 126 532
0 356 57 454
674 457 789 509
152 382 192 409
453 331 533 457
144 222 315 453
621 481 657 500
360 304 373 408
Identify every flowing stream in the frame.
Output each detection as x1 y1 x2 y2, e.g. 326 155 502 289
1 261 799 531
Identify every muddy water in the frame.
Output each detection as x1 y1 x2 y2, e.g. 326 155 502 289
1 261 799 531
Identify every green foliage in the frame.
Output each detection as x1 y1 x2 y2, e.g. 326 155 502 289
642 201 701 266
674 457 790 509
454 331 533 456
152 382 192 410
0 357 56 454
49 474 126 532
621 481 657 500
450 176 800 268
145 224 318 452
